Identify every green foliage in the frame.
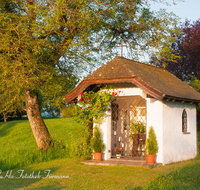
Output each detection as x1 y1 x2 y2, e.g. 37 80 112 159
71 124 93 159
145 126 158 155
91 126 104 153
188 77 200 130
129 121 146 139
60 105 77 118
72 89 116 126
71 88 116 156
188 76 200 93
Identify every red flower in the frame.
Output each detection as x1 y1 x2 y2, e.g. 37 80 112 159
83 97 85 100
80 107 82 109
79 98 82 101
86 122 88 124
112 92 115 95
119 91 121 93
115 93 117 96
114 148 121 153
80 92 83 95
72 100 74 103
85 102 88 104
87 98 90 101
96 105 99 108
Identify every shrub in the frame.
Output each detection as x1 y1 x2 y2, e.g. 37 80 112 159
60 106 77 118
91 126 104 153
145 126 158 155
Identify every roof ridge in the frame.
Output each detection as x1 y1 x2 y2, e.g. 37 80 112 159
116 56 172 73
84 56 136 80
114 56 136 76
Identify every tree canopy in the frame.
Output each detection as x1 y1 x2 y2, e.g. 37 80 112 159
151 19 200 81
0 0 180 149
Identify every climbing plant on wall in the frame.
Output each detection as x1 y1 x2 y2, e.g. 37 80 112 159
71 88 120 158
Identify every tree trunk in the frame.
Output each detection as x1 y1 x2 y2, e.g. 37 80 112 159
3 113 7 122
26 91 51 150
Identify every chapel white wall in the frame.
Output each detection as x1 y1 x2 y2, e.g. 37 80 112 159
162 101 197 165
146 98 163 163
95 109 111 160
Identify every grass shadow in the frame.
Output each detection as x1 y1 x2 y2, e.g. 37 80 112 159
0 120 27 137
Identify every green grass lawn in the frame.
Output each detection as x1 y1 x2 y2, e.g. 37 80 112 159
0 118 199 189
0 157 200 190
0 118 80 170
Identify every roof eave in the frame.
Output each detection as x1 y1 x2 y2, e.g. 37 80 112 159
63 77 164 103
163 95 200 104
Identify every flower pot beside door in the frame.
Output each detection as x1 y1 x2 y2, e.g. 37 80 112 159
146 155 156 164
145 126 158 164
91 126 104 161
93 152 103 161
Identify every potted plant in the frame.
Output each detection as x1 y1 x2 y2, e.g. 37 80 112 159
129 121 146 144
129 121 146 136
91 126 105 161
145 126 158 164
114 148 122 158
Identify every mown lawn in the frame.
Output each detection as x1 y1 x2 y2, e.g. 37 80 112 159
0 118 199 189
0 118 80 170
0 157 200 190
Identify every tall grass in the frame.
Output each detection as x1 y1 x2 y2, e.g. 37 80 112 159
0 118 80 170
142 162 200 189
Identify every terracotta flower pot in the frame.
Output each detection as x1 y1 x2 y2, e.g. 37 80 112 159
146 155 156 164
93 152 103 161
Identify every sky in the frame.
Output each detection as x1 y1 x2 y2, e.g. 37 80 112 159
150 0 200 23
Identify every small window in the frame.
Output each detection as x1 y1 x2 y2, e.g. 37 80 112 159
182 109 187 132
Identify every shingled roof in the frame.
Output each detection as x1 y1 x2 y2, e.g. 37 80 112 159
64 56 200 104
